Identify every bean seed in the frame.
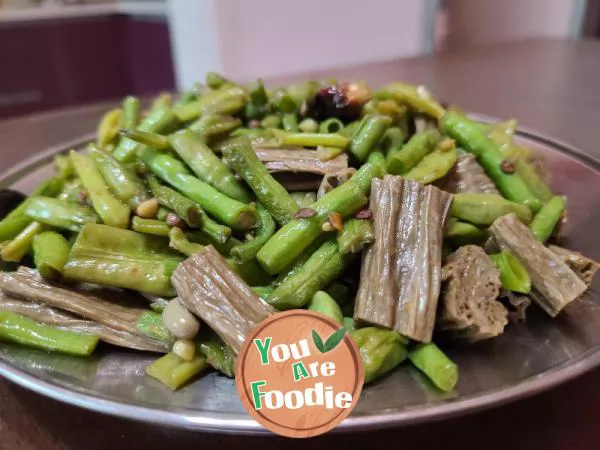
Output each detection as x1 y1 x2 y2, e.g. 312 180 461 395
162 298 200 339
136 198 159 219
172 339 196 361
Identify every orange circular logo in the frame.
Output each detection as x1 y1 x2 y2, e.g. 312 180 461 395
235 310 364 438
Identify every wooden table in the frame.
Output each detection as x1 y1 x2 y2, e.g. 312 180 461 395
1 38 600 449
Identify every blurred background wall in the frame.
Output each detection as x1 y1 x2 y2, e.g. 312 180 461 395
444 0 586 51
0 0 594 119
169 0 434 88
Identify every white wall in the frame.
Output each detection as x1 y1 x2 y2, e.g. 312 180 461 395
216 0 429 82
168 0 587 89
168 0 432 89
445 0 585 50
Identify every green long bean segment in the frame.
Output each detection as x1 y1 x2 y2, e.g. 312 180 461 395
337 218 374 254
319 118 345 134
271 87 297 114
379 127 405 153
188 114 242 142
167 228 271 286
487 121 554 203
89 146 150 209
404 138 457 184
24 197 99 232
168 228 203 256
271 237 329 287
147 176 201 228
376 82 445 119
33 231 70 279
267 239 355 309
351 327 408 384
451 193 532 226
57 179 84 204
198 337 236 377
317 146 344 161
221 136 298 225
230 204 276 263
268 217 371 305
113 106 180 163
440 111 542 212
0 210 35 243
366 151 387 176
96 108 122 148
261 115 281 129
386 130 439 175
120 129 170 150
121 96 140 129
272 130 349 148
0 310 99 356
308 290 343 324
176 88 199 107
173 86 248 122
246 79 270 119
257 163 376 274
70 151 130 228
131 217 171 236
139 147 257 231
408 343 458 392
136 311 176 345
1 221 46 263
349 115 392 162
32 177 66 198
54 155 74 180
290 192 317 209
150 93 172 111
529 195 566 242
0 177 64 242
64 223 182 296
147 176 230 243
252 285 275 300
146 352 208 390
282 113 299 132
169 129 250 202
489 250 531 294
206 72 227 90
132 218 206 243
444 219 487 247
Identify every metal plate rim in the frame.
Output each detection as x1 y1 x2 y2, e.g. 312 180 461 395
1 117 600 434
2 344 600 434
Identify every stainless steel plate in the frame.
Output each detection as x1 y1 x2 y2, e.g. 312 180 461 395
0 124 599 434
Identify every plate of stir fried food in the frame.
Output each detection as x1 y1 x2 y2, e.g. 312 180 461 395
0 74 598 432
